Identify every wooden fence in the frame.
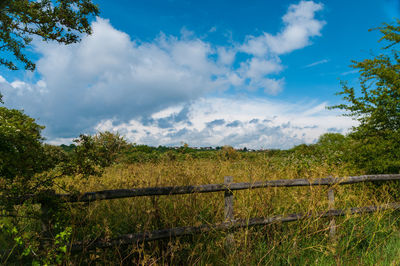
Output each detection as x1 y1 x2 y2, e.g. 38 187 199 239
36 174 400 251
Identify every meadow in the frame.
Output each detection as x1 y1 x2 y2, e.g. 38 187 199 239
37 147 400 264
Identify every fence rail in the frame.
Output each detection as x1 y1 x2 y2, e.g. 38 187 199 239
70 202 400 251
57 174 400 203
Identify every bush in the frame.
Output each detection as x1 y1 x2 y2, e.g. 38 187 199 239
42 144 68 170
349 131 400 174
93 131 128 165
218 145 241 160
69 132 128 177
315 133 352 166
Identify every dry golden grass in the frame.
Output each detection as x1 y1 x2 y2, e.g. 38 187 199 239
54 155 400 265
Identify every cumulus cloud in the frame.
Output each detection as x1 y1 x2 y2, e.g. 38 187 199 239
266 1 325 54
240 1 325 56
236 0 325 93
2 19 227 137
1 1 327 145
94 97 355 149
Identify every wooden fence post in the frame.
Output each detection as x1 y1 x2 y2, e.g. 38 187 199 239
328 188 336 242
224 176 234 221
39 190 55 243
224 176 234 253
40 202 51 239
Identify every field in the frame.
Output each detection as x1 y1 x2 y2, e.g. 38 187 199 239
47 150 400 264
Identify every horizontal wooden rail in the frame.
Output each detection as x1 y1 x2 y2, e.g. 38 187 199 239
58 174 400 203
70 201 400 251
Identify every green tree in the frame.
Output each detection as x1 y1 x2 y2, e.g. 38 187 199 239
331 20 400 135
0 1 99 261
0 0 99 71
0 106 63 219
0 107 44 181
330 20 400 173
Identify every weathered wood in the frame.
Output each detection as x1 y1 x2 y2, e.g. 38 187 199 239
328 188 336 241
38 190 57 241
70 201 400 251
224 176 234 221
56 174 400 203
40 203 51 238
224 176 234 252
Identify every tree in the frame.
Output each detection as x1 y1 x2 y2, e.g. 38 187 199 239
331 20 400 134
0 2 99 261
0 109 71 264
330 20 400 173
0 0 99 71
0 107 45 181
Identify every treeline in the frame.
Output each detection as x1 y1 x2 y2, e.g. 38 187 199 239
48 129 399 176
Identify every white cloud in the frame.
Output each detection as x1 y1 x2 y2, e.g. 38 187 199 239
244 58 283 78
217 47 236 65
240 35 270 57
3 18 229 136
341 69 358 76
209 26 217 33
236 1 325 93
265 1 325 54
46 137 75 146
240 1 325 56
1 1 327 145
95 97 355 149
304 58 329 68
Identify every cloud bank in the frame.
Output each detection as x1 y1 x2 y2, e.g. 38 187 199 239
93 97 354 149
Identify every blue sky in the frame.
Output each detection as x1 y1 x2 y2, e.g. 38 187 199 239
1 0 399 148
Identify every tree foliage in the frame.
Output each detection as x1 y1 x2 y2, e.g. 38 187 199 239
0 107 44 181
331 20 400 134
0 0 99 71
330 20 400 174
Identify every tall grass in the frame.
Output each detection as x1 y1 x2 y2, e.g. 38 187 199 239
2 151 400 264
47 153 400 264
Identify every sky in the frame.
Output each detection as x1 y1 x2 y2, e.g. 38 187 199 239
1 0 399 149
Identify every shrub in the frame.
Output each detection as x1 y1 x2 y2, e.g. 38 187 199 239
69 132 129 177
218 145 240 160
